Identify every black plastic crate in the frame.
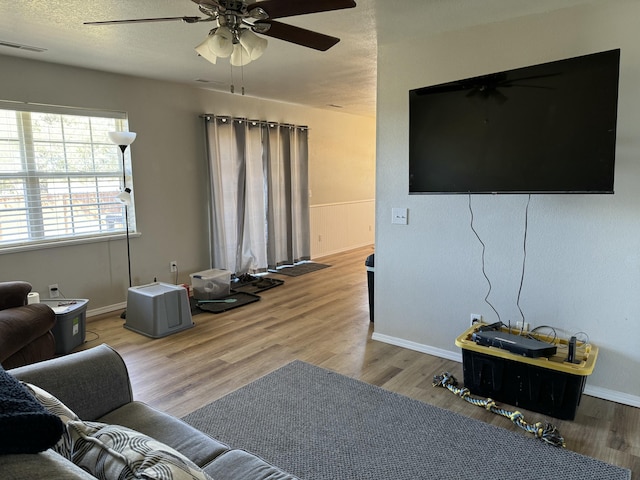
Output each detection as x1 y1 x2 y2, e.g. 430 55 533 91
461 349 587 420
455 324 598 421
41 299 88 354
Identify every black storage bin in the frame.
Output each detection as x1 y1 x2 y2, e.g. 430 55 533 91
455 324 598 421
41 299 88 354
365 253 374 322
462 349 587 420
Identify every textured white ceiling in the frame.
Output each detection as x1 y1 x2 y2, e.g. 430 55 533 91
0 0 607 118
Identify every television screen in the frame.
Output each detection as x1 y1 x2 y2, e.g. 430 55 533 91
409 49 620 194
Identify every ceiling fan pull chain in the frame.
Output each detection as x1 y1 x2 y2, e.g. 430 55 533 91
241 62 245 96
230 62 235 94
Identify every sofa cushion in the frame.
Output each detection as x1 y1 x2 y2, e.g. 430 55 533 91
0 449 96 480
2 331 56 370
99 401 228 468
203 449 300 480
68 420 214 480
0 367 63 454
9 344 134 421
0 302 56 368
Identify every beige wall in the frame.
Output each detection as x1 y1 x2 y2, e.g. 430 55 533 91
374 1 640 405
0 55 375 312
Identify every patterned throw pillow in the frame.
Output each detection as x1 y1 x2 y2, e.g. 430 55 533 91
23 383 212 480
22 382 79 458
67 421 213 480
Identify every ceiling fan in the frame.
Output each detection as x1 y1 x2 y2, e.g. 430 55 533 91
85 0 357 66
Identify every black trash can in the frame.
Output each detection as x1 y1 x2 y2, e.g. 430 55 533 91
365 253 374 322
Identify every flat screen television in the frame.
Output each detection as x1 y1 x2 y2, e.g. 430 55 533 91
409 49 620 194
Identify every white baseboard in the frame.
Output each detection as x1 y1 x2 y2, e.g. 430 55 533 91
87 302 125 318
371 332 462 363
313 241 376 260
583 385 640 408
371 332 640 409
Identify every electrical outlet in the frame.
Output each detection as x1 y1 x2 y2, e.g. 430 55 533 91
49 284 60 298
170 261 178 273
470 313 482 325
516 321 530 332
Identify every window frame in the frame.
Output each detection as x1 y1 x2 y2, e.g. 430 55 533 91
0 101 137 253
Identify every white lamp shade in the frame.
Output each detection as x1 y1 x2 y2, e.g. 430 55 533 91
116 188 132 206
209 26 234 58
195 38 217 64
108 131 137 146
231 43 252 66
239 30 267 60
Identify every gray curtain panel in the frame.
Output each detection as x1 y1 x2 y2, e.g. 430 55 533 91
204 116 310 275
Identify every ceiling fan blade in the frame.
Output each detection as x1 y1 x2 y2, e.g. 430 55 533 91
191 0 221 8
254 21 340 51
247 0 356 20
84 16 203 26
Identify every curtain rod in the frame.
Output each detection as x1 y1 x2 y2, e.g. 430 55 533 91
200 114 308 130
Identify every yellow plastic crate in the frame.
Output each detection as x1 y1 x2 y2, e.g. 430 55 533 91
455 323 598 375
455 323 598 420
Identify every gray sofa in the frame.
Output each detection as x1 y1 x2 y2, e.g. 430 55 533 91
1 343 298 479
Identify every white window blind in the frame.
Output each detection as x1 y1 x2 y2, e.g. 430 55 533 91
0 102 136 251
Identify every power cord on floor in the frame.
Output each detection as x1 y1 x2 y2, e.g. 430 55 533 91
84 330 100 343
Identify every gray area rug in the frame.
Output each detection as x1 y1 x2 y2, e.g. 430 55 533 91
183 361 630 480
268 262 330 277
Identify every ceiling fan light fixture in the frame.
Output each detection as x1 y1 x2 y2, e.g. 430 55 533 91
209 26 234 57
195 37 217 64
239 29 267 60
230 42 252 66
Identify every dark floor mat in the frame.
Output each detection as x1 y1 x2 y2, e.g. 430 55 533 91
268 262 330 277
231 276 284 294
190 292 260 314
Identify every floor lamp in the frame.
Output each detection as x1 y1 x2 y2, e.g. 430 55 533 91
108 131 137 319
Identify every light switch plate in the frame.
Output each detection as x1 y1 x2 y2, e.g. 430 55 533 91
392 207 408 225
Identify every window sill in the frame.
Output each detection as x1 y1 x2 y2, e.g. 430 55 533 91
0 231 142 255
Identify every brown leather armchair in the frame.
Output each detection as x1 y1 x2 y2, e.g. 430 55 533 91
0 281 56 369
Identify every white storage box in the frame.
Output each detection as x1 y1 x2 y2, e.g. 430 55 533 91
190 269 231 300
125 282 193 338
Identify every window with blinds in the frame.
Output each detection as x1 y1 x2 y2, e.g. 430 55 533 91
0 103 136 251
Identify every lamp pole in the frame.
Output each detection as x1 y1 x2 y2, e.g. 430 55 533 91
108 132 137 319
119 144 132 289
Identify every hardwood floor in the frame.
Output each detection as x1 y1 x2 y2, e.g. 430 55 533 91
79 245 639 477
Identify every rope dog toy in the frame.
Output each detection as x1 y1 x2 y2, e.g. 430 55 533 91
433 372 565 448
